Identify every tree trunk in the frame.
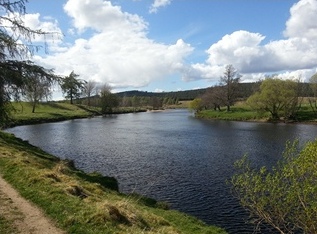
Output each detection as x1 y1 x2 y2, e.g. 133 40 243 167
32 102 36 113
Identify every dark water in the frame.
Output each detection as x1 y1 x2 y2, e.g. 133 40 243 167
6 109 317 233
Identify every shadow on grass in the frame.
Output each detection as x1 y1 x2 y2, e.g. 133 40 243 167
46 102 73 111
0 132 59 164
75 171 119 191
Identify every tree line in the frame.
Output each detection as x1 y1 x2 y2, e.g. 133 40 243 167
190 65 317 121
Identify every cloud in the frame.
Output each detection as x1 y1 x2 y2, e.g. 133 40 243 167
36 0 193 89
183 0 317 83
149 0 172 14
2 12 63 53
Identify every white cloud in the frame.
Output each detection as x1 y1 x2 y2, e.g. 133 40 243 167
33 0 317 91
284 0 317 39
64 0 147 34
149 0 172 14
23 13 63 45
184 0 317 83
36 0 193 89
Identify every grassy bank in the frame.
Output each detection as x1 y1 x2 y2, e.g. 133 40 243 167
8 102 151 127
196 102 317 123
0 131 226 233
0 127 226 233
9 102 98 127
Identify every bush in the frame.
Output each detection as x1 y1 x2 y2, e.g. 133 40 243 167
231 140 317 234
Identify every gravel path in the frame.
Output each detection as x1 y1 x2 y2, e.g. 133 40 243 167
0 175 65 234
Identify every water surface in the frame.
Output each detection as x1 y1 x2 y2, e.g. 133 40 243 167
7 109 317 233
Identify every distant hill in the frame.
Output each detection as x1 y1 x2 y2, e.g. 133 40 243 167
115 88 208 101
116 82 313 101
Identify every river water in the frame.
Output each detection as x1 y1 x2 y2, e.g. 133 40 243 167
6 109 317 233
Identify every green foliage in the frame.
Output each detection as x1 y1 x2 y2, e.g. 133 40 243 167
9 102 96 126
0 1 58 128
247 78 300 120
101 92 119 114
60 71 86 104
231 139 317 233
189 98 203 113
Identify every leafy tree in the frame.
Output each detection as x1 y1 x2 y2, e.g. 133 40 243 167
189 98 203 113
247 78 300 120
219 65 241 111
99 83 118 114
0 0 57 128
231 140 317 234
61 71 86 104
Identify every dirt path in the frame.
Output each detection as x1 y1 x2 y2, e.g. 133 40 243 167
0 175 65 234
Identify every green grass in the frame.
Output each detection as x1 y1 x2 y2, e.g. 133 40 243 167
196 102 317 123
0 216 17 234
0 131 226 234
9 102 97 127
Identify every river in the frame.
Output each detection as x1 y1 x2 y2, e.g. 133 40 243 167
6 109 317 233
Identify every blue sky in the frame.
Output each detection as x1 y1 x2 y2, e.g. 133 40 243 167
20 0 317 96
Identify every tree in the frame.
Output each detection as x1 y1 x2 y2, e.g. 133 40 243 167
247 78 300 120
150 96 163 110
201 86 224 111
189 98 203 113
23 63 57 113
83 80 97 106
219 65 241 112
0 0 58 128
308 73 317 116
231 140 317 234
99 83 119 114
61 71 86 104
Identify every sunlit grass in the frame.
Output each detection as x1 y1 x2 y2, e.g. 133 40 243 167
0 131 226 234
197 101 317 122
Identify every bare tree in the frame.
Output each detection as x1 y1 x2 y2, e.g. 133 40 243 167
201 86 225 111
219 65 241 111
84 80 97 106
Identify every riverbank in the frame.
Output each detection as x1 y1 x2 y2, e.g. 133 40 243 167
196 103 317 124
1 105 226 233
7 102 148 128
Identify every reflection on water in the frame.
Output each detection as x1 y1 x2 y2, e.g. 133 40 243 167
6 109 317 233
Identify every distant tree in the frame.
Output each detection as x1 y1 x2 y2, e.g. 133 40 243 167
231 140 317 234
61 71 86 104
83 80 97 106
189 98 203 113
308 73 317 116
219 65 241 111
23 63 57 113
201 86 224 111
121 96 132 107
247 78 300 120
0 0 58 128
131 96 140 110
100 83 118 114
150 96 163 110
